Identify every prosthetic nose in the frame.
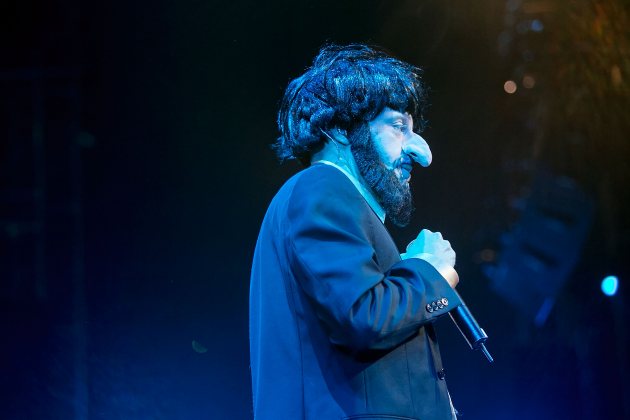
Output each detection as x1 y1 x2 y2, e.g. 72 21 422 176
403 133 432 167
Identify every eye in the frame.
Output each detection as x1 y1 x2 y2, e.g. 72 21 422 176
393 122 407 132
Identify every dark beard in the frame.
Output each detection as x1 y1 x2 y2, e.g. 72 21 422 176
349 123 414 227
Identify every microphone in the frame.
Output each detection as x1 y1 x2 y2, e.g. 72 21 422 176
449 290 494 363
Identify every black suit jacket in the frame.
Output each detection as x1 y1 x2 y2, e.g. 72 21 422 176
250 164 462 420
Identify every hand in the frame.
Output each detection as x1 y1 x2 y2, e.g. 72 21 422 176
401 229 458 288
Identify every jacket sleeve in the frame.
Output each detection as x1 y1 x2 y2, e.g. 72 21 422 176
286 167 462 352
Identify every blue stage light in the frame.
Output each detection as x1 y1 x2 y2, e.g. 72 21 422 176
601 275 619 296
531 19 544 32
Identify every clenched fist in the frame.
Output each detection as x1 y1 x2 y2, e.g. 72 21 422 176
400 229 459 288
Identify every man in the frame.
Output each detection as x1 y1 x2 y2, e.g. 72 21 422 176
250 44 462 420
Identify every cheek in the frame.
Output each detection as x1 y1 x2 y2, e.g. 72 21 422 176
375 138 402 167
370 125 402 169
369 126 402 167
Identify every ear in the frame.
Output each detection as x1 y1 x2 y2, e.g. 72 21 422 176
330 128 350 146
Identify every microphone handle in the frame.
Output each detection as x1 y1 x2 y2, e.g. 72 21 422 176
449 290 494 363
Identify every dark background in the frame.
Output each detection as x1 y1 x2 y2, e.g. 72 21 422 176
2 0 629 419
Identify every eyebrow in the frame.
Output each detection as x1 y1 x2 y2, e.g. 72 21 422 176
386 111 413 127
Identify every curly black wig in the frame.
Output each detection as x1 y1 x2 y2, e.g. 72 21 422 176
275 44 428 165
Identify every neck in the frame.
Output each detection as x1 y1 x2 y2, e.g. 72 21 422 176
311 140 363 183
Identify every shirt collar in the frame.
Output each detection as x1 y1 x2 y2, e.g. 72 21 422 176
314 160 386 223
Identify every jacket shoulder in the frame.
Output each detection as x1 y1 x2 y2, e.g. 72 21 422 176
289 163 362 202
